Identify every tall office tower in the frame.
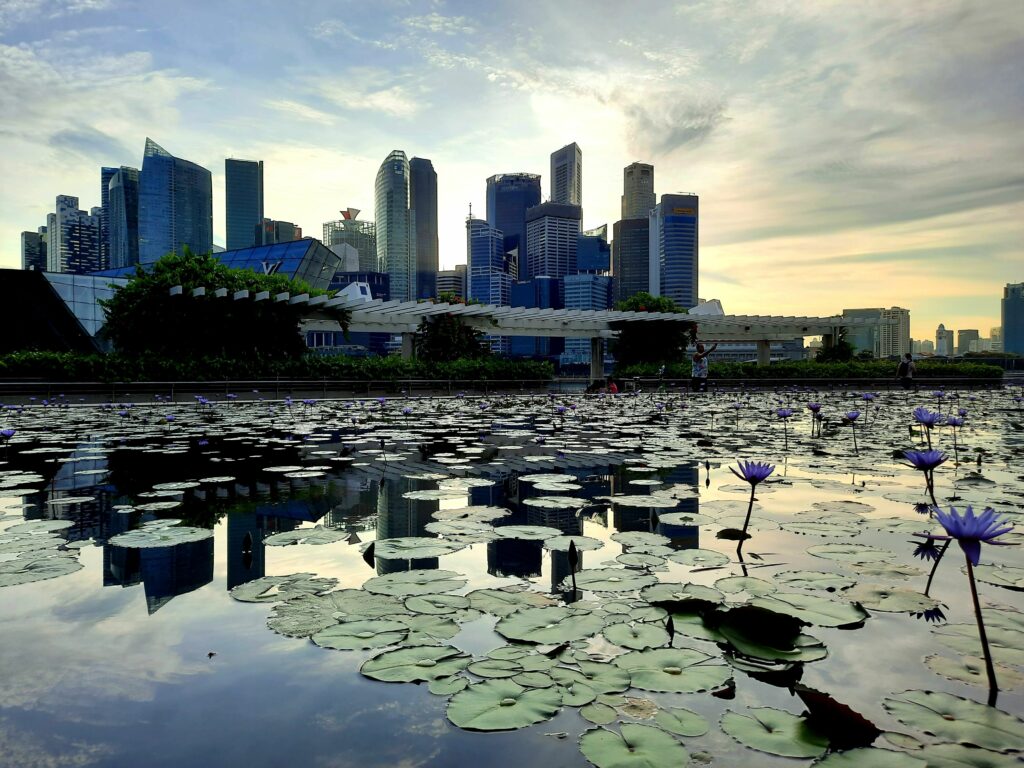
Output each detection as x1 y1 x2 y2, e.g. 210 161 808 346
649 194 698 308
225 159 264 250
254 218 302 246
550 142 582 205
957 329 980 355
577 230 611 273
107 166 140 269
21 227 47 271
562 273 613 364
467 217 512 305
138 138 213 263
46 195 101 273
409 157 438 300
621 162 655 219
990 326 1003 352
1003 283 1024 355
99 167 118 269
843 307 911 358
375 150 416 302
525 202 582 279
486 173 542 278
611 219 651 302
323 209 378 272
935 324 955 356
436 264 467 299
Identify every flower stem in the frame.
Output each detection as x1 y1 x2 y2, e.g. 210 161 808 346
740 485 756 539
965 557 999 706
924 539 951 596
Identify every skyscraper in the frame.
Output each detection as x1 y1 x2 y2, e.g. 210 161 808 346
138 138 213 263
621 162 655 219
374 150 416 302
935 324 955 356
486 173 541 279
255 219 302 245
323 209 377 272
576 230 611 273
611 219 650 302
842 307 910 358
467 217 511 306
550 143 582 205
100 167 118 269
46 195 101 274
409 157 438 300
1002 283 1024 355
436 264 467 300
562 274 613 364
225 159 264 250
525 202 582 280
649 194 698 308
957 329 980 355
107 166 140 269
21 227 47 271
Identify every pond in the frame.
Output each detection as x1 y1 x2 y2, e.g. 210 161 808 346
1 387 1022 768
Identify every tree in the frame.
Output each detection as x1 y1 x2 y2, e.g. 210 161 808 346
815 331 855 362
99 248 349 360
610 293 696 367
412 313 490 362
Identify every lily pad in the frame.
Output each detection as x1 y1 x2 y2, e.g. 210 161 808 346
603 622 671 650
467 588 556 617
882 690 1024 751
361 644 471 683
372 537 466 560
580 702 617 725
613 648 731 693
230 573 338 603
363 569 467 597
973 565 1024 591
916 743 1023 767
570 568 658 593
845 584 939 613
775 570 855 592
714 576 777 597
667 548 730 568
268 590 404 637
496 606 606 644
312 619 408 650
0 552 82 587
579 724 689 768
446 678 561 731
404 593 471 615
750 592 869 628
428 676 469 696
543 535 604 552
109 522 212 549
924 654 1024 689
654 706 708 737
721 707 829 758
493 525 564 541
812 748 926 767
550 661 631 695
807 543 895 563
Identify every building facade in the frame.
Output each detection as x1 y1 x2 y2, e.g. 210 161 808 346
957 329 980 355
486 173 541 279
225 159 264 251
21 227 47 271
436 264 467 299
935 324 955 357
649 194 698 308
842 307 911 358
138 138 213 263
107 167 140 269
621 162 655 219
409 157 438 300
47 195 101 274
100 167 118 269
467 218 511 306
612 218 651 303
375 150 416 302
525 202 582 280
510 277 563 359
256 219 302 245
323 210 377 272
1003 283 1024 355
577 231 611 273
550 142 582 205
562 273 613 364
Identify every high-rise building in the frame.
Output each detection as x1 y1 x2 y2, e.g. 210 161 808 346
409 157 438 300
577 231 611 273
138 138 213 263
957 329 980 355
935 324 955 357
649 194 698 308
107 166 140 269
525 202 582 280
621 162 655 219
1003 283 1024 355
99 166 118 269
255 219 302 245
436 264 467 299
21 227 47 271
486 173 541 279
842 307 910 358
990 326 1003 352
467 217 512 306
323 209 377 272
611 218 651 303
550 143 582 206
510 277 563 359
225 159 264 251
375 150 416 302
46 195 101 274
562 274 613 364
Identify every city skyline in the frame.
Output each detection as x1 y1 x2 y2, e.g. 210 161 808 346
2 0 1021 338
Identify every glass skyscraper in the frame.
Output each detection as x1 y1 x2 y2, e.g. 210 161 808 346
486 173 541 279
525 202 582 280
107 166 140 270
21 227 47 271
649 194 698 309
47 195 101 274
323 211 377 272
1003 283 1024 355
410 157 438 300
374 150 416 302
138 138 213 264
550 143 582 206
100 167 118 269
225 158 264 251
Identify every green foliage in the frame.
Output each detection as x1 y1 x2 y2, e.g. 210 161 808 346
99 248 347 360
815 335 855 362
613 292 683 314
413 313 490 362
610 293 695 367
615 360 1004 380
436 291 480 306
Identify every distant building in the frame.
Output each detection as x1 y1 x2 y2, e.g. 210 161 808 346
935 324 955 357
525 202 582 280
621 162 655 219
466 217 511 306
612 218 650 303
990 326 1003 353
649 194 698 308
323 209 377 272
1003 283 1024 355
957 329 980 355
510 277 563 359
107 167 140 269
436 264 467 299
99 166 118 269
138 138 213 263
486 173 541 279
842 307 910 358
375 150 416 302
47 195 101 274
550 142 582 206
410 157 438 300
21 227 47 271
577 231 611 273
561 274 612 365
225 159 264 250
255 218 302 245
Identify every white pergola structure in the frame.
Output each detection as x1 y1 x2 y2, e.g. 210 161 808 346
168 283 885 381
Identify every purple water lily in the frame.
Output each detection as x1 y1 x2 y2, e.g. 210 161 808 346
807 402 821 413
845 410 860 421
931 506 1014 566
776 408 794 418
730 460 775 487
913 406 945 427
903 449 948 472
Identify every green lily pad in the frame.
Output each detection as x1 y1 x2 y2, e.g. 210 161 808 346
371 537 466 560
268 590 404 637
616 553 666 568
0 551 82 587
581 702 617 725
807 543 895 563
543 535 604 552
496 606 606 644
391 614 460 646
916 743 1023 767
429 676 469 696
404 593 471 615
468 659 523 679
721 707 829 758
845 584 939 613
933 624 1024 667
5 520 73 533
312 619 408 650
109 522 212 548
973 565 1024 591
667 548 730 568
569 568 658 593
654 706 708 737
775 570 856 592
611 531 671 548
363 569 467 597
494 525 564 541
229 573 337 603
550 661 631 695
603 622 671 650
658 512 712 526
812 748 926 767
360 644 470 683
446 678 561 731
613 648 731 693
925 654 1024 689
641 582 725 607
750 592 869 628
579 724 689 768
882 690 1024 751
714 576 777 597
466 588 556 617
512 671 554 688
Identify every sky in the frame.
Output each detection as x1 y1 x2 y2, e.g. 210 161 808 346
1 0 1021 339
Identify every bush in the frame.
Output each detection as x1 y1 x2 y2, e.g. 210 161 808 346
616 360 1003 380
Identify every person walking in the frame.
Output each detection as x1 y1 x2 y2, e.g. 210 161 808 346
896 352 916 390
691 342 718 392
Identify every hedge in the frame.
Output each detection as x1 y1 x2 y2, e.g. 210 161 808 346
616 360 1003 380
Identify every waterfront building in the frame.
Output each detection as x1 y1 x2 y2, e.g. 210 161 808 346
510 277 562 359
107 167 140 269
467 217 511 353
256 218 302 245
935 324 955 357
138 138 213 263
562 273 613 365
621 162 655 219
525 202 582 280
1003 283 1024 355
957 329 980 355
436 264 467 299
410 157 438 299
100 167 117 269
842 307 911 358
225 159 264 250
21 227 47 271
649 194 698 308
47 195 101 274
374 150 416 302
550 142 582 205
611 218 650 302
486 173 541 279
576 230 611 273
323 209 377 272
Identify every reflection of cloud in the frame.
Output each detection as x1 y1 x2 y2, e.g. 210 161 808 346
0 716 113 768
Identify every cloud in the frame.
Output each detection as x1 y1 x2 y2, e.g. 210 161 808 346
49 126 131 160
265 99 338 124
403 13 475 36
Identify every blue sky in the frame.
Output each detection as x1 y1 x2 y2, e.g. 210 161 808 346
2 0 1021 337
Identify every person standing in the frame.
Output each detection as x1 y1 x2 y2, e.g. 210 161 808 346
896 352 916 389
691 342 718 392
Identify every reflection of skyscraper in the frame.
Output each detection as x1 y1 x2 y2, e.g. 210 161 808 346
227 512 266 590
140 538 214 614
487 539 542 579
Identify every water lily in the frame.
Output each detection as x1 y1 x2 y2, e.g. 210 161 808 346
728 460 775 546
903 449 946 506
913 406 944 427
845 411 860 453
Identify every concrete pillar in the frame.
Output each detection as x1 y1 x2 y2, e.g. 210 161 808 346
590 337 604 382
756 340 771 367
401 333 415 360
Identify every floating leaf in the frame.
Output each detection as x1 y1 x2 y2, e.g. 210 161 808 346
428 676 469 696
543 535 604 552
404 593 471 615
916 743 1023 767
467 659 523 679
0 552 82 587
603 622 670 650
446 678 561 731
972 564 1024 591
720 707 829 758
268 590 404 637
667 548 730 568
109 522 212 549
925 655 1024 689
750 592 869 628
882 690 1024 751
613 648 731 693
494 525 564 541
230 573 338 603
550 661 631 696
653 706 708 737
812 748 926 767
807 543 895 563
714 576 777 597
496 606 606 644
372 537 466 560
466 588 556 617
775 570 855 592
641 582 725 607
845 584 939 613
569 568 658 593
580 702 617 725
312 619 408 650
579 724 689 768
363 569 467 597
